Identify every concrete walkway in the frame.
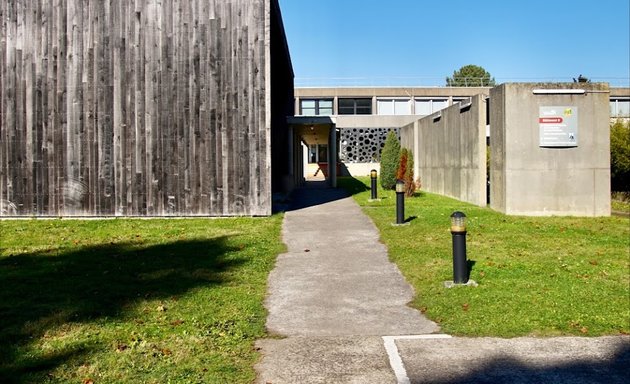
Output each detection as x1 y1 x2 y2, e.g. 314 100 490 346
255 185 629 383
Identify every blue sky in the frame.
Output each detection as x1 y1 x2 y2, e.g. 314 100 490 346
278 0 630 87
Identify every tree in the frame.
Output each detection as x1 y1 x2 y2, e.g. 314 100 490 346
380 131 401 190
396 148 416 197
611 119 630 192
404 149 416 197
446 65 495 87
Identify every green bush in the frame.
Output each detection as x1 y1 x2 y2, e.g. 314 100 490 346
380 131 401 189
611 120 630 192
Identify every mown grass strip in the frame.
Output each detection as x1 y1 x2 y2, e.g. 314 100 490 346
340 177 629 337
0 216 284 383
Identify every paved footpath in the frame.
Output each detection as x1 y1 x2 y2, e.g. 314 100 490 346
255 186 629 384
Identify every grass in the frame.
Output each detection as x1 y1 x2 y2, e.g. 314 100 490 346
339 176 630 337
0 216 284 383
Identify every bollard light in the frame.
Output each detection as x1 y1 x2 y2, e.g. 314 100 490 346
395 179 405 224
450 211 467 233
370 169 378 200
450 211 468 284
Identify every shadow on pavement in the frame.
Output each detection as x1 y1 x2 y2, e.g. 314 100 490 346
285 181 350 211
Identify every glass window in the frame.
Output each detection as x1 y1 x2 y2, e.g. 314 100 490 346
300 99 333 116
432 99 448 112
318 100 333 115
301 100 316 116
379 99 411 115
394 99 411 115
339 98 372 115
377 100 395 115
415 99 448 115
309 144 317 163
616 100 630 117
414 99 432 115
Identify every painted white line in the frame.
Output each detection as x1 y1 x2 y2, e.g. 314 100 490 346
383 334 452 384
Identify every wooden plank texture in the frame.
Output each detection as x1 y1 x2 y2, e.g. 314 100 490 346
0 0 274 216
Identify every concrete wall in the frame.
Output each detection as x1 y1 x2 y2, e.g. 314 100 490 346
489 83 610 216
402 94 487 206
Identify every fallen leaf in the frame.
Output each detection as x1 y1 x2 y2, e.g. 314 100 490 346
83 379 94 384
161 348 172 356
580 327 588 334
170 319 184 326
589 260 598 266
462 303 469 311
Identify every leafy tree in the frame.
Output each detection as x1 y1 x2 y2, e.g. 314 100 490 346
610 119 630 192
380 131 401 190
446 64 496 87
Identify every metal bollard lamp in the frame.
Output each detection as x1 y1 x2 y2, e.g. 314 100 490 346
395 179 405 224
370 169 378 200
450 211 468 284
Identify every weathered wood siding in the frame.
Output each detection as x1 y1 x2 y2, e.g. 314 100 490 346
0 0 286 216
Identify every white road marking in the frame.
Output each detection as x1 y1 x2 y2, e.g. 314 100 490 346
383 334 453 384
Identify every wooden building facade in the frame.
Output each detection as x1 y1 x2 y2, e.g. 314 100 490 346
0 0 294 217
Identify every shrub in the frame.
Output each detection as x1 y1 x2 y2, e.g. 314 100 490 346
405 150 416 197
396 148 416 197
611 120 630 192
396 148 408 181
380 131 401 189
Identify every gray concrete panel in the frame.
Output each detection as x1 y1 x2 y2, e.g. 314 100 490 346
397 336 630 384
402 94 487 206
490 83 610 216
255 337 397 384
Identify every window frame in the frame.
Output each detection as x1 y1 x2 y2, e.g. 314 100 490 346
300 98 334 116
338 98 373 115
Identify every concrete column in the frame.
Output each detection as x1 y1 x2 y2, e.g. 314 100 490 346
329 125 337 188
413 120 420 183
288 126 294 177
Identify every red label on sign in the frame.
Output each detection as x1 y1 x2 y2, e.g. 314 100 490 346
539 117 563 124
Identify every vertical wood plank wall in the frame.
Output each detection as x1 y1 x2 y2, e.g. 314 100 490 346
0 0 277 216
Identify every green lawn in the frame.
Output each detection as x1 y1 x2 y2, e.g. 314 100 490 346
0 217 284 383
340 177 630 337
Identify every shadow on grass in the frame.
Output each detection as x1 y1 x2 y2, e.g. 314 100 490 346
0 238 241 382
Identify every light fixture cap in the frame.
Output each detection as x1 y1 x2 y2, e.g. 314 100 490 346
450 211 467 232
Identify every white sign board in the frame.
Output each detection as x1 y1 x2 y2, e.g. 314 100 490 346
539 106 578 147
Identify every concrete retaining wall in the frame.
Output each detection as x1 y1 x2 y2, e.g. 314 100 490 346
402 94 487 206
489 83 610 216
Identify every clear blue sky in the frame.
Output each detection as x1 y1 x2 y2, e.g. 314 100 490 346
278 0 630 87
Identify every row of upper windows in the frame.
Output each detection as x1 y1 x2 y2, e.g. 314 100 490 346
298 98 462 116
610 99 630 117
300 97 630 117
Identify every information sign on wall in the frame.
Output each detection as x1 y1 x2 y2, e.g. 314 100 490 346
539 106 578 147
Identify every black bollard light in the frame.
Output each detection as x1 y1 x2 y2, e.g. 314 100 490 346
450 211 468 284
395 179 405 224
370 169 378 200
